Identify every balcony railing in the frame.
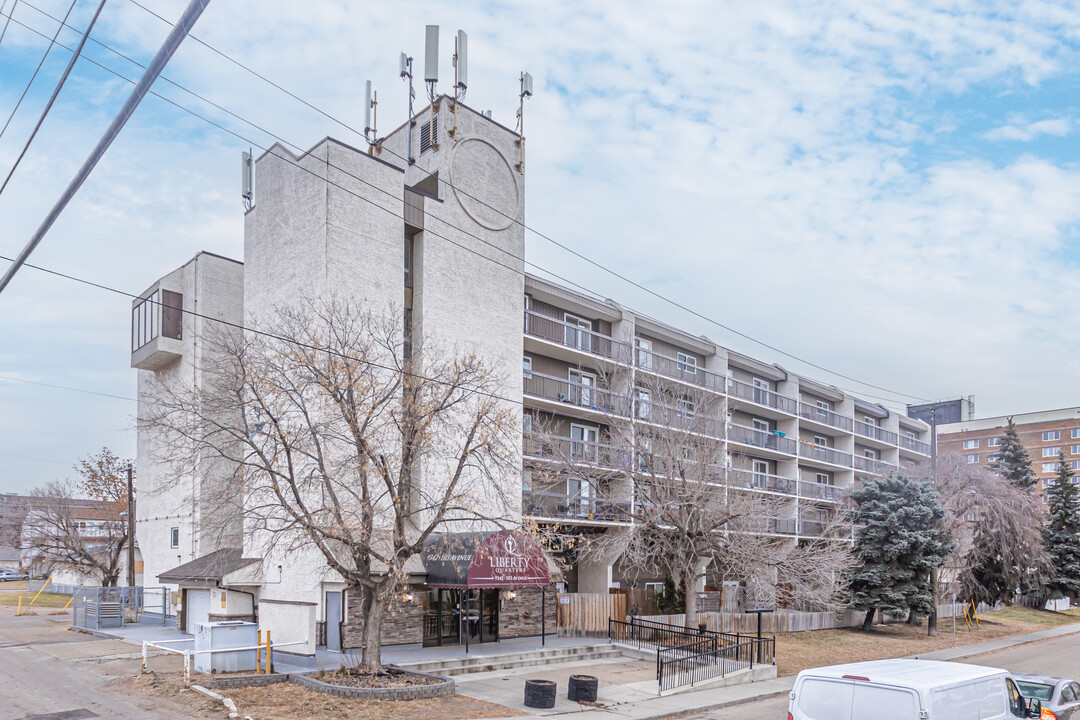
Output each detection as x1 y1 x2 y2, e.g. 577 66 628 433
853 420 899 445
797 442 853 468
798 481 842 502
799 519 826 537
727 378 798 414
523 370 629 416
767 517 797 535
853 456 897 476
636 400 726 438
727 468 796 496
899 435 932 455
524 310 628 361
635 347 727 394
797 402 854 432
522 489 631 523
523 433 627 469
727 424 798 455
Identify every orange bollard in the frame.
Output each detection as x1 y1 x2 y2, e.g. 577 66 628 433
257 629 263 674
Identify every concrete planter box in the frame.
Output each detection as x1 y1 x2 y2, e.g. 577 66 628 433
290 667 455 701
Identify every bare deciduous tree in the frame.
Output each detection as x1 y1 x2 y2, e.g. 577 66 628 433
144 298 518 673
531 371 850 628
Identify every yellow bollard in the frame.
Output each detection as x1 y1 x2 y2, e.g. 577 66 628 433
62 596 73 611
17 596 22 616
266 630 272 674
257 629 263 674
970 599 980 629
27 576 52 607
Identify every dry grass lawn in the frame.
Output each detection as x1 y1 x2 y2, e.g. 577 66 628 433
224 684 527 720
0 591 71 608
776 606 1079 677
0 580 29 590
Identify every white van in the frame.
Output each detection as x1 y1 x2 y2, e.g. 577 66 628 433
788 659 1043 720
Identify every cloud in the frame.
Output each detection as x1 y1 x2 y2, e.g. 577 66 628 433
984 117 1073 141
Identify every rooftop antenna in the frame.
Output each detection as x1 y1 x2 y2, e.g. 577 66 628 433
364 80 380 155
399 51 415 165
515 72 533 173
449 29 468 138
424 25 440 152
241 148 253 210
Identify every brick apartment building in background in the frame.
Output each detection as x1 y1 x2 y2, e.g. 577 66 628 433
938 407 1080 499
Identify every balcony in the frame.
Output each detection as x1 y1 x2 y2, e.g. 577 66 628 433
523 370 628 416
854 420 898 446
524 309 628 361
728 468 796 496
131 289 183 370
727 378 798 415
523 433 627 469
767 517 797 535
797 402 854 432
797 442 853 468
636 399 726 439
635 347 726 394
798 480 842 502
899 435 932 455
727 424 798 455
854 456 897 476
522 489 631 524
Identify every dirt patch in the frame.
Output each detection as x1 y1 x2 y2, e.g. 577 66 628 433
109 672 222 717
226 683 527 720
776 606 1080 677
317 668 441 688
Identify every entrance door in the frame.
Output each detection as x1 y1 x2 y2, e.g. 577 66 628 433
184 589 210 635
325 591 343 650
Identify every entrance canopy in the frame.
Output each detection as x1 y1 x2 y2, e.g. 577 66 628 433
422 530 551 589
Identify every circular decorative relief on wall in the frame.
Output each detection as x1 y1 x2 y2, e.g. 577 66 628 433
448 137 520 231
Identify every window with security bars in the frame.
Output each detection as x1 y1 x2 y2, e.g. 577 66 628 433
420 114 438 153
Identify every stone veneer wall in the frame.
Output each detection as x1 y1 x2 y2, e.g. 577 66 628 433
343 592 424 648
499 586 558 639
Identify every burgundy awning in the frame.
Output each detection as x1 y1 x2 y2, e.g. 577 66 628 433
422 530 551 589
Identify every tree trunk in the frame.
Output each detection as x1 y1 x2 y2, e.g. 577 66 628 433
683 574 698 630
907 609 918 625
862 607 876 631
360 582 388 674
928 570 939 637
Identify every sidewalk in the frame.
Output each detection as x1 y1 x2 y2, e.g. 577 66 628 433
480 623 1080 720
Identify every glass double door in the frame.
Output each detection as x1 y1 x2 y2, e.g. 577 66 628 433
422 589 500 647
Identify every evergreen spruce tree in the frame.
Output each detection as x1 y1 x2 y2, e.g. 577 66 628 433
989 417 1037 490
1043 451 1080 601
849 475 952 631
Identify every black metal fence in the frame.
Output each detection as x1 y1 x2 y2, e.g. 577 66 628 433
609 616 775 694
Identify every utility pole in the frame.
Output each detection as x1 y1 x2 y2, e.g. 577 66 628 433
127 465 136 587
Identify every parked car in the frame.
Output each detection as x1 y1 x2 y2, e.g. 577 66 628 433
0 570 28 581
1013 673 1080 720
788 659 1044 720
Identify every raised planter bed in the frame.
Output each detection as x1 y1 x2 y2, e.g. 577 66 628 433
291 667 455 700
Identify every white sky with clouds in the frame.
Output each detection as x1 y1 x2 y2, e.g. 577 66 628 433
2 0 1080 493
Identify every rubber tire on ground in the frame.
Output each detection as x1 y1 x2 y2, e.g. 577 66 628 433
524 679 557 708
567 674 598 702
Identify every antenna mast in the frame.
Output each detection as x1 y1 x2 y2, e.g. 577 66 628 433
515 72 533 173
241 148 253 210
424 25 440 152
364 80 380 155
399 52 415 165
450 29 467 138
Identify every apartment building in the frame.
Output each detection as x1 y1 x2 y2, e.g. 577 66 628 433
130 93 931 653
938 407 1080 495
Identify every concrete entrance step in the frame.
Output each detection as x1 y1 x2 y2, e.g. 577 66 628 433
395 643 636 677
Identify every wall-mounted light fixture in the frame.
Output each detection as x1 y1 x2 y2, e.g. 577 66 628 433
403 591 415 603
508 590 517 600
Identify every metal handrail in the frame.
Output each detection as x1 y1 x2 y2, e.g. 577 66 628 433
798 480 842 501
727 468 796 496
524 309 629 360
726 378 798 414
853 455 897 476
797 402 854 431
853 420 899 445
635 347 726 394
797 442 853 467
900 435 932 454
522 370 629 415
522 489 631 523
727 423 797 455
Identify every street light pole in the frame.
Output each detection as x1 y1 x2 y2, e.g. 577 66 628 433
126 465 135 588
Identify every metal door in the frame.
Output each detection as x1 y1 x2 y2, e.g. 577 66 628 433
325 591 342 650
184 589 210 635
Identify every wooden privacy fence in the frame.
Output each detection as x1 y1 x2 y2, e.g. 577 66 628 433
557 593 627 637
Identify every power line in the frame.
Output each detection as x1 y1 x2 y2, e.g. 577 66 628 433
0 373 136 401
0 0 17 48
4 6 923 408
0 0 107 199
0 0 78 143
0 450 71 466
0 0 211 296
120 0 929 404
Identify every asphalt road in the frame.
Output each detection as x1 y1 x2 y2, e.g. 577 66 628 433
694 631 1080 719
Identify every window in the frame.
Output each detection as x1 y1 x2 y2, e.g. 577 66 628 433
988 437 1000 447
420 113 438 153
963 439 979 449
568 369 596 407
570 424 598 461
752 378 771 405
906 431 916 440
1043 447 1060 457
864 448 878 460
1072 461 1080 471
564 313 592 352
644 581 665 595
1073 445 1080 455
988 453 1000 463
816 472 832 485
523 414 532 435
677 398 695 420
964 512 977 522
752 418 770 433
677 352 697 376
170 527 179 548
1044 430 1061 441
815 400 830 420
965 454 979 464
636 389 651 420
132 289 182 351
752 459 770 489
816 400 831 411
1074 429 1080 439
1043 463 1058 473
522 356 532 379
635 337 653 370
864 416 877 427
814 436 827 447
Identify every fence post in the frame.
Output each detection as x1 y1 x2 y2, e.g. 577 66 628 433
141 642 148 674
183 651 191 688
267 630 273 674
